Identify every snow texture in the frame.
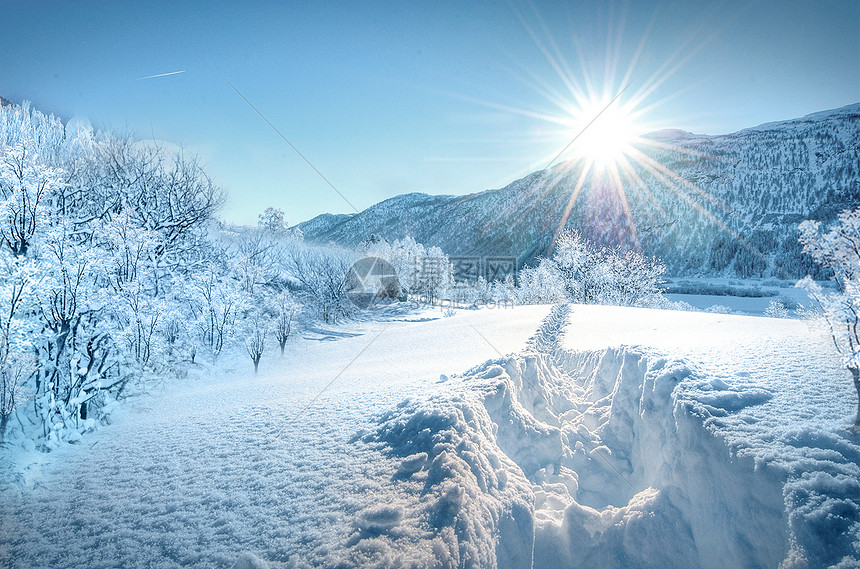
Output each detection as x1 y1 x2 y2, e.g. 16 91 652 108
3 303 860 568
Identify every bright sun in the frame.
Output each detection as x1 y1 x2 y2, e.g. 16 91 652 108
568 100 638 168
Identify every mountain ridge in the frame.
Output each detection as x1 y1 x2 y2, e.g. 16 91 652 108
297 103 860 278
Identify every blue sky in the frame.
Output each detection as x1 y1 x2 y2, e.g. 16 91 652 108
1 0 858 225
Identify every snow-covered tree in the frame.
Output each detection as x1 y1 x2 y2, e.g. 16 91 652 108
798 208 860 432
242 312 268 375
271 292 298 355
552 229 598 302
0 331 32 444
0 143 63 257
258 207 287 234
0 253 35 443
285 247 355 323
257 207 303 243
523 229 665 306
189 267 245 358
229 231 277 295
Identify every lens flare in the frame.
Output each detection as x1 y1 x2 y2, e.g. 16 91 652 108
566 99 639 169
467 2 772 271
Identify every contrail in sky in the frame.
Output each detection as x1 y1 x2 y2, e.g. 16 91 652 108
136 70 185 81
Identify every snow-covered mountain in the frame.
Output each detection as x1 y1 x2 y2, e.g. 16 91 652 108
298 103 860 278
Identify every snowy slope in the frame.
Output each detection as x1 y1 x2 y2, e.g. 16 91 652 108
2 304 858 568
298 103 860 278
0 306 551 569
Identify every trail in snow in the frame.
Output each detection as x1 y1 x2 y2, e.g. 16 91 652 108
556 305 860 568
335 305 860 569
3 303 859 569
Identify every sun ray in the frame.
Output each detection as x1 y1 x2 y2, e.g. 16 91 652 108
631 152 772 267
548 159 593 254
468 0 780 274
627 147 735 215
497 57 583 116
511 2 583 105
615 152 671 225
618 6 659 89
525 0 585 101
623 149 755 252
607 160 641 250
515 156 588 225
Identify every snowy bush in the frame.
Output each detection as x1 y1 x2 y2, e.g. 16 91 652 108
763 299 789 318
518 229 665 306
517 259 567 304
797 207 860 432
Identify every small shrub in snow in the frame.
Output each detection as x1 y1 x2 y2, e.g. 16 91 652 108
659 299 697 312
764 299 789 318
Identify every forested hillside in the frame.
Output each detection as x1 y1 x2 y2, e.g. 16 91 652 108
299 103 860 278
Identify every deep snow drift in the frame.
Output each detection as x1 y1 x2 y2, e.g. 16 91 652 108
2 304 859 568
338 305 860 568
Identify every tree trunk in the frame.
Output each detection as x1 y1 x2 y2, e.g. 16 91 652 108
852 367 860 435
0 413 8 445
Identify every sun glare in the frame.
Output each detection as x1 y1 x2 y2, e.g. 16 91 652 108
493 2 754 265
568 100 638 168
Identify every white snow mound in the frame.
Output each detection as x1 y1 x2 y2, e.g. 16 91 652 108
352 304 860 568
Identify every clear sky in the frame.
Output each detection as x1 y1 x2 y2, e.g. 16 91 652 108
1 0 858 225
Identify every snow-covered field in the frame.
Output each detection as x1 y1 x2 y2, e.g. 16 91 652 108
2 303 859 568
0 306 550 568
663 277 812 316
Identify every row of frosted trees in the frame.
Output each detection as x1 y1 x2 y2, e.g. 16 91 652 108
0 102 460 446
0 104 234 444
516 229 666 306
0 105 373 445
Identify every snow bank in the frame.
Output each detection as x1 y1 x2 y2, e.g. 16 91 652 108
357 304 860 568
528 346 788 569
354 395 535 569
